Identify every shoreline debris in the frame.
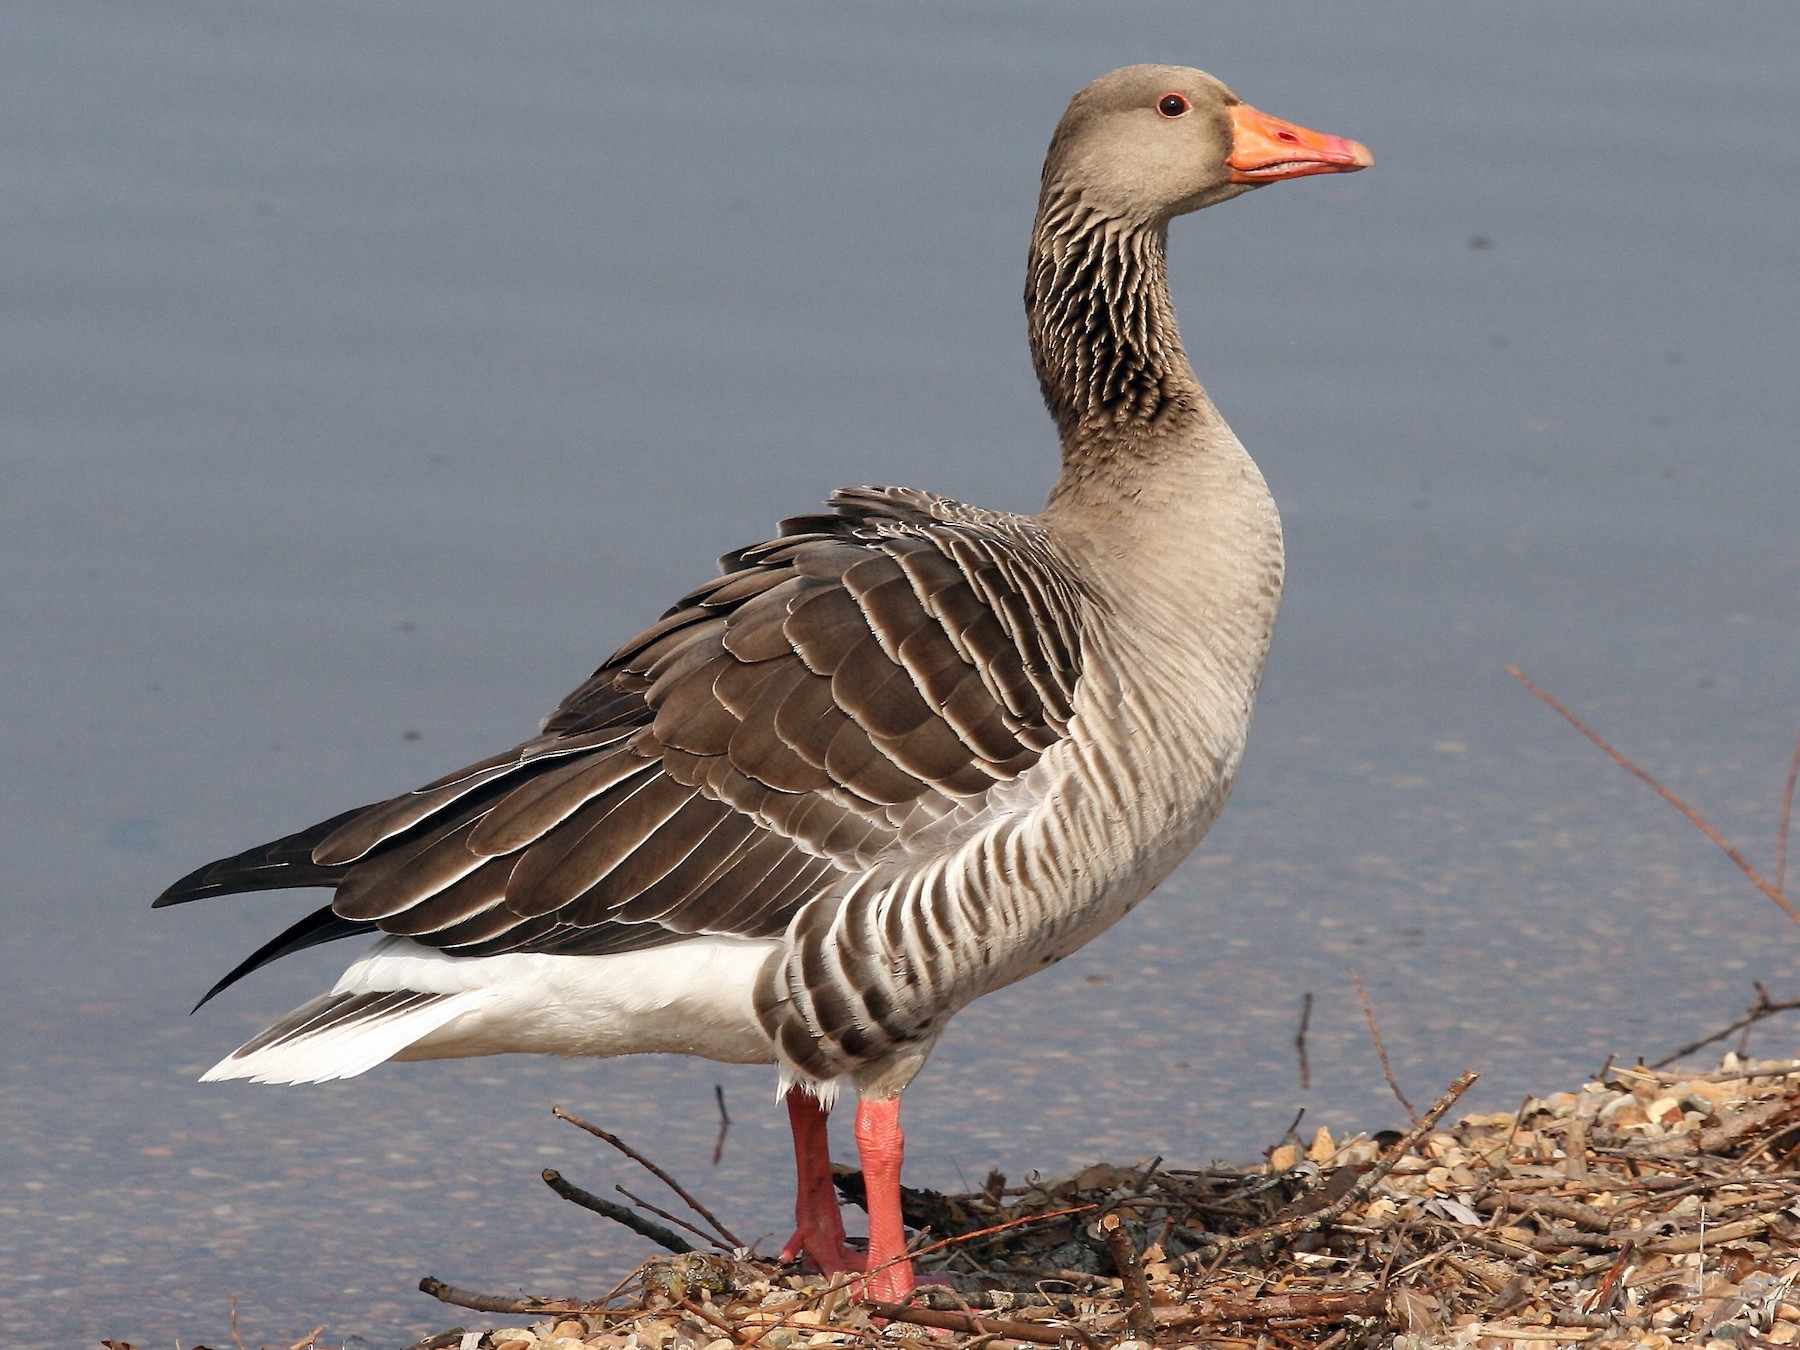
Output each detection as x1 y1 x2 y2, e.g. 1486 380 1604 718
405 1054 1800 1349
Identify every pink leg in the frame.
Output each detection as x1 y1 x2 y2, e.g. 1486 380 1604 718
776 1091 865 1275
853 1095 916 1303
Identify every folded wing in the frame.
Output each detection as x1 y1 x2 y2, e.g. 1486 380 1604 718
158 486 1091 992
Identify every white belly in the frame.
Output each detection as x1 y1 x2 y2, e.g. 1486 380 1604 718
364 935 784 1064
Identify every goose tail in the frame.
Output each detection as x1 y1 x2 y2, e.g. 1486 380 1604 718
199 987 488 1085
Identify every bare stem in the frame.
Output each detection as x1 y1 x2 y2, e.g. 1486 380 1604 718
1099 1212 1156 1339
1506 667 1800 927
712 1083 732 1167
617 1183 733 1251
541 1168 694 1254
554 1104 743 1248
1354 969 1419 1124
1777 732 1800 897
1651 986 1800 1070
1295 990 1314 1091
418 1275 602 1316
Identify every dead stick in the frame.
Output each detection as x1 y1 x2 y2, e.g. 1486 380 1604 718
1583 1240 1637 1316
1099 1212 1156 1340
863 1301 1099 1348
749 1316 887 1349
617 1183 732 1250
1556 1311 1650 1332
1651 992 1800 1069
282 1329 327 1350
593 1265 646 1309
1624 1058 1800 1083
712 1083 732 1167
679 1296 751 1347
1156 1289 1390 1327
1354 969 1419 1123
1564 1094 1597 1182
1737 981 1772 1058
553 1104 743 1247
1507 667 1800 926
1646 1214 1771 1254
541 1167 694 1253
1174 1069 1478 1270
418 1275 597 1315
913 1288 1086 1314
1476 1192 1612 1232
1778 732 1800 897
1296 990 1314 1091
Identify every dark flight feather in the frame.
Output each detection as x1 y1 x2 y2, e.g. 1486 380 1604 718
162 489 1088 995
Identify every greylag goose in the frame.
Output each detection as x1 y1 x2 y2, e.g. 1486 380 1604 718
157 65 1369 1302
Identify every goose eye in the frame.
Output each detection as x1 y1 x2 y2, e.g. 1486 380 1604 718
1156 93 1190 119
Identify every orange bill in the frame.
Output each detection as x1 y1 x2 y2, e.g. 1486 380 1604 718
1226 104 1374 183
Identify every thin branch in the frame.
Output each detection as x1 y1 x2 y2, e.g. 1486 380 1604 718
1155 1290 1391 1328
1507 667 1800 927
862 1301 1100 1348
712 1084 732 1167
1652 991 1800 1069
1099 1212 1155 1340
1778 732 1800 897
282 1331 327 1350
553 1104 743 1248
617 1183 733 1251
1613 1058 1800 1083
418 1275 602 1316
1354 969 1419 1124
1736 982 1769 1059
541 1167 694 1253
679 1296 752 1347
1280 1106 1306 1143
1295 991 1314 1091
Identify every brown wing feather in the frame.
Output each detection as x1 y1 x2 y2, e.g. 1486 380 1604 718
379 856 514 936
282 487 1087 958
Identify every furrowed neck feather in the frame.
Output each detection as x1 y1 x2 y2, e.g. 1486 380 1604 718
1026 191 1208 469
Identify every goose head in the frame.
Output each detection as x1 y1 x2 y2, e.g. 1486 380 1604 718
1041 64 1373 224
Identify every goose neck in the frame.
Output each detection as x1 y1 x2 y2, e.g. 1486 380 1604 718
1025 193 1207 466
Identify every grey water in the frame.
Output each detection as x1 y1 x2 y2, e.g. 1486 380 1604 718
3 3 1796 1345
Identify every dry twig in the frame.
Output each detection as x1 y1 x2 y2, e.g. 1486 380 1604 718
863 1301 1100 1348
713 1084 732 1167
1654 986 1800 1069
1296 990 1314 1091
418 1275 601 1316
554 1104 744 1247
1156 1289 1390 1328
617 1183 735 1251
1780 732 1800 896
1353 969 1419 1123
1506 666 1800 926
542 1167 695 1253
1098 1212 1156 1339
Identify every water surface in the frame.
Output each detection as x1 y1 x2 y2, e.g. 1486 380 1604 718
3 4 1797 1346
